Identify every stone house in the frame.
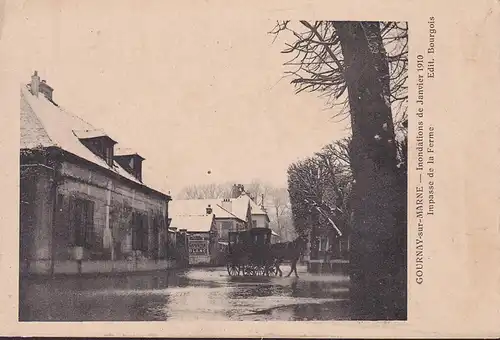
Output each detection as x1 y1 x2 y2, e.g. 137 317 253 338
20 72 176 276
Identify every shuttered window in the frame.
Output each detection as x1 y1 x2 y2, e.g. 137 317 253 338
132 211 149 252
69 197 95 249
150 215 160 258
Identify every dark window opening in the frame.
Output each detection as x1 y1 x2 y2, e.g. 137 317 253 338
132 211 149 252
70 197 95 249
151 215 160 259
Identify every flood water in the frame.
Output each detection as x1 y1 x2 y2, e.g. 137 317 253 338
19 265 351 321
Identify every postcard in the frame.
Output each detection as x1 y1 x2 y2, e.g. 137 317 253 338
0 0 499 337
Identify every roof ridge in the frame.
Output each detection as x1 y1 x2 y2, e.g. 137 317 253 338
216 203 244 221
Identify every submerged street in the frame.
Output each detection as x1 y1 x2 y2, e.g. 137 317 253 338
20 265 351 321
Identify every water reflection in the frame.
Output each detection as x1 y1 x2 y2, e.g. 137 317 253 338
19 266 350 321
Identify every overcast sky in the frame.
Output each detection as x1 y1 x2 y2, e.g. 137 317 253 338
12 1 348 195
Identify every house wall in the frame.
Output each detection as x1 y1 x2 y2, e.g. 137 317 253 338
251 214 269 229
20 164 56 275
20 157 179 276
215 218 243 242
305 228 350 274
54 161 167 262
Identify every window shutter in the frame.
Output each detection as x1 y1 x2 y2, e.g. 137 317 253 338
68 196 77 246
131 211 137 250
142 214 149 252
72 198 85 247
85 200 95 249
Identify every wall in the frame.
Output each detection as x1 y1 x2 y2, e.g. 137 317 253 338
215 218 236 241
20 164 56 275
305 228 350 274
53 160 168 262
187 232 210 265
186 219 220 266
251 214 269 229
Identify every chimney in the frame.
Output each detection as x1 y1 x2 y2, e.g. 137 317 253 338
30 71 40 96
231 184 244 198
221 198 232 212
39 79 54 101
206 204 213 215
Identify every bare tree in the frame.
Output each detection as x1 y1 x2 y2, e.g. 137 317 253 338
243 179 271 205
267 187 291 240
177 183 233 199
272 21 407 320
243 180 295 241
270 21 408 125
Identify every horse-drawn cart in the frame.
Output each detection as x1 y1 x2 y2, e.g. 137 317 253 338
225 227 278 277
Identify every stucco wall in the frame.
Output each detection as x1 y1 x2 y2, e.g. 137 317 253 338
20 164 56 274
53 161 168 262
251 215 268 229
216 218 242 241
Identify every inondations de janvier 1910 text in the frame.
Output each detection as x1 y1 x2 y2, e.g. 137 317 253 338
415 16 436 285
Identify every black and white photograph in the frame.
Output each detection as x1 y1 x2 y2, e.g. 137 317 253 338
19 12 408 322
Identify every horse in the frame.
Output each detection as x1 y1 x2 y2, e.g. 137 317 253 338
270 235 307 278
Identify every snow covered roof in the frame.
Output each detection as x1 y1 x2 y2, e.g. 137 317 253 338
169 214 214 233
170 198 250 222
115 147 145 159
235 192 269 218
72 128 116 142
230 197 251 221
20 84 167 197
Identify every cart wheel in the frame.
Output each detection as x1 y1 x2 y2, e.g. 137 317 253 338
243 265 253 276
265 265 275 276
254 265 265 276
227 263 239 276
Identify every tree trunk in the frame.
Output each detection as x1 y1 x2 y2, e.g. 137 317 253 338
333 21 407 320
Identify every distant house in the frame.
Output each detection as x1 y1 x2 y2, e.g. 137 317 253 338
168 204 218 266
236 191 270 229
169 184 276 264
170 197 251 243
230 185 281 242
304 214 350 274
20 71 175 276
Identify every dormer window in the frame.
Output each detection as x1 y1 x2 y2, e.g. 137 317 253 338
73 129 117 167
104 145 113 166
114 148 145 182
